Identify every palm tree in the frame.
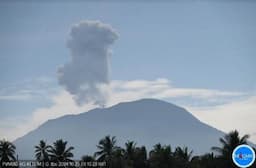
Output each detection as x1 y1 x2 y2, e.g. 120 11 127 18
124 141 136 167
199 153 219 168
94 136 117 161
173 146 193 168
49 139 74 162
211 130 249 168
174 146 193 161
133 146 148 168
111 147 125 168
0 140 16 162
35 140 51 161
149 143 173 168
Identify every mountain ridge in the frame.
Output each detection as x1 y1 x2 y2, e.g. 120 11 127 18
14 98 224 159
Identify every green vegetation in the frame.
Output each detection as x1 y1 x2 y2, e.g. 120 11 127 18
0 140 16 162
0 130 255 168
35 140 51 162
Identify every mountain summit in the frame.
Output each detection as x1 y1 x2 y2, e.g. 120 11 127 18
14 99 224 159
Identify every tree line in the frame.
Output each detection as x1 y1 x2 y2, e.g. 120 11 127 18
0 130 255 168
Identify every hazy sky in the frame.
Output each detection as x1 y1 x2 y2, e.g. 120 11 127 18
0 1 256 142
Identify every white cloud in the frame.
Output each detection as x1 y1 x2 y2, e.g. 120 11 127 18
0 118 33 141
0 78 254 143
0 90 97 141
31 91 97 125
0 77 58 101
187 96 256 142
109 79 245 103
0 94 33 101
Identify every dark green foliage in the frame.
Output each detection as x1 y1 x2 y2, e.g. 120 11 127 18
0 140 17 168
0 130 255 168
34 140 51 168
123 141 148 168
133 146 148 168
111 147 124 168
81 155 95 162
0 140 16 162
190 153 220 168
212 130 249 168
49 139 74 162
35 140 51 162
80 155 95 168
123 141 136 167
94 135 118 166
173 146 193 168
149 143 173 168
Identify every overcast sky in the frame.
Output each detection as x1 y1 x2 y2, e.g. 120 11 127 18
0 0 256 142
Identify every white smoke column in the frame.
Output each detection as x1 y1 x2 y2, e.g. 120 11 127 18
58 20 118 106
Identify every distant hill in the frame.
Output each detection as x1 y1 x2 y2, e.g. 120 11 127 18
14 99 224 159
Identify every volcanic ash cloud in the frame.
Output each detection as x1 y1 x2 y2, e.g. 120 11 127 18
58 20 118 106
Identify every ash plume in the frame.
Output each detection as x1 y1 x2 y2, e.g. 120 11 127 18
58 20 118 106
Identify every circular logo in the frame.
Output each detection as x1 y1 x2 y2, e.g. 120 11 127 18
232 144 255 168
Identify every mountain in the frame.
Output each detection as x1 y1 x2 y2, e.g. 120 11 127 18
14 99 224 159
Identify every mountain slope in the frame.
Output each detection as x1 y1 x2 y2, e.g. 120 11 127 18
14 99 224 159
